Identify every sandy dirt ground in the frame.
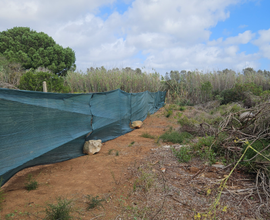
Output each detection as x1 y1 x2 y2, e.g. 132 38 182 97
0 107 264 219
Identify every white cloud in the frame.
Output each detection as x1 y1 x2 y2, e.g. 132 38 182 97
0 0 267 73
253 28 270 59
224 30 255 45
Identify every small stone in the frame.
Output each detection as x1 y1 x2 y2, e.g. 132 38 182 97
212 163 225 169
163 145 171 149
131 121 143 128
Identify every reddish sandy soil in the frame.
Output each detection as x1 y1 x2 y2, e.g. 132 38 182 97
0 106 264 219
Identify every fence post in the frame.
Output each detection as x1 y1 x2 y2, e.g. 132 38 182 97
43 81 47 92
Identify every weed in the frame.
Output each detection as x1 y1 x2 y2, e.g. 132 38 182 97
191 136 218 165
179 106 186 111
147 111 151 117
177 112 183 118
230 104 243 113
108 149 119 156
192 136 215 151
85 195 105 210
165 109 173 118
5 212 16 219
25 174 38 191
133 169 154 193
4 210 30 219
45 197 73 220
0 177 5 210
160 131 192 144
128 141 135 147
202 148 217 165
140 132 155 139
172 146 192 163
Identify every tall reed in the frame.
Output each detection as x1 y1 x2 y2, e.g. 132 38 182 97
164 69 270 104
65 67 162 93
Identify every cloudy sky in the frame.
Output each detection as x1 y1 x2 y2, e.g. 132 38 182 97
0 0 269 74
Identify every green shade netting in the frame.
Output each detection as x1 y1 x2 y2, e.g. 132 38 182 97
0 88 166 186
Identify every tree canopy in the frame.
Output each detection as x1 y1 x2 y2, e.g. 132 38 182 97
0 27 76 75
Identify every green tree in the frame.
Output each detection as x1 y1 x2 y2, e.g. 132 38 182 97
19 70 70 93
0 27 76 76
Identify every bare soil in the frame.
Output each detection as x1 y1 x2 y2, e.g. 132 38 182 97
0 107 265 219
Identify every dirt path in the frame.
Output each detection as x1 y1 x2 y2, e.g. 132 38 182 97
0 107 263 219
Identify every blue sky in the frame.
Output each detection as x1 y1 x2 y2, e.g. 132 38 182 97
0 0 270 74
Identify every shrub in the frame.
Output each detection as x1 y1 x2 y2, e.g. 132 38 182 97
179 106 186 111
242 140 270 162
160 131 193 144
220 82 263 105
85 195 105 210
178 115 197 127
19 71 70 93
25 174 38 191
235 82 263 96
172 146 192 163
45 197 73 220
192 136 215 150
165 109 173 117
133 170 154 193
220 88 242 105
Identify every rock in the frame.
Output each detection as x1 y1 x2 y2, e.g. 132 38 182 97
83 140 102 155
212 162 225 169
163 145 171 149
131 121 143 128
172 144 190 149
239 112 255 122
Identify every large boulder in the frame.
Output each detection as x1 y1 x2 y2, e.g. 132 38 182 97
83 140 102 155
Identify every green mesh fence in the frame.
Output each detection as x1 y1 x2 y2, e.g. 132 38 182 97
0 88 166 186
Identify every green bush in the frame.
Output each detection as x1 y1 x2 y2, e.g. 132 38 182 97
172 146 192 163
179 106 186 111
192 136 215 151
178 115 197 126
85 195 105 210
220 88 242 105
45 197 73 220
19 71 70 93
242 140 270 162
235 82 263 96
220 82 263 105
160 131 192 144
165 109 173 117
